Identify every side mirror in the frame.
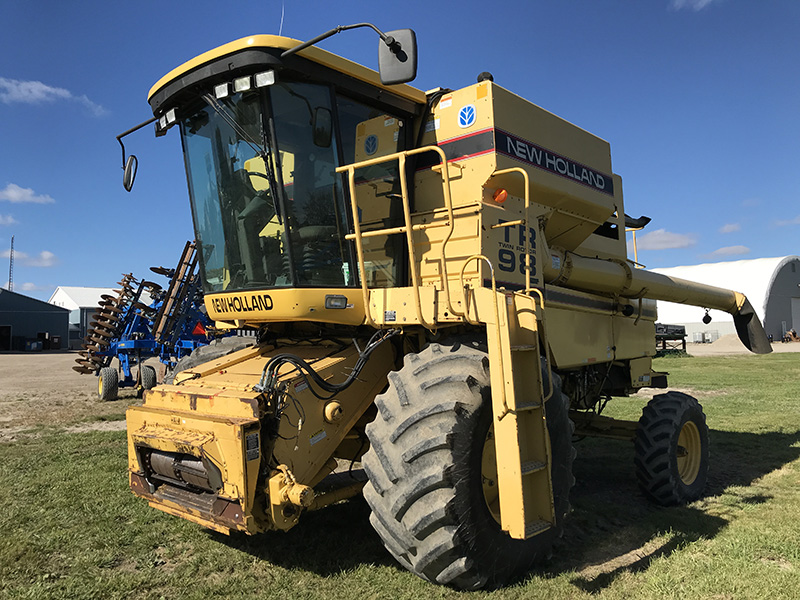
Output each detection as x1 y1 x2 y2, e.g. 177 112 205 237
123 154 138 192
313 107 333 148
378 29 417 85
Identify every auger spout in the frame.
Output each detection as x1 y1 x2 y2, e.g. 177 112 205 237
544 249 772 354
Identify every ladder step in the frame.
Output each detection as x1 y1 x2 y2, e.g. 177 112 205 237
515 401 541 412
510 344 537 351
520 460 546 475
525 520 551 538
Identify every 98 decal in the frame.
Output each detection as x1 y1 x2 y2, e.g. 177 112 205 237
496 220 538 283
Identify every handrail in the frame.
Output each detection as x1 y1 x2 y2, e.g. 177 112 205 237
487 168 554 403
489 167 531 291
519 286 553 403
341 166 376 327
459 254 509 417
335 145 457 329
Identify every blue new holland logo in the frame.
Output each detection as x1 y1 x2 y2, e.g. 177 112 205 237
364 134 379 155
458 104 476 128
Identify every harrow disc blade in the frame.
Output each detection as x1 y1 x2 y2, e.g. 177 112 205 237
141 281 163 291
92 312 120 321
150 266 172 276
133 302 155 314
72 366 95 374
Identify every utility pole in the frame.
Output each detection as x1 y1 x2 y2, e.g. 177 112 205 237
7 235 13 292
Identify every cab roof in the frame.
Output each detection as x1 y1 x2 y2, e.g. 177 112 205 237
148 34 428 106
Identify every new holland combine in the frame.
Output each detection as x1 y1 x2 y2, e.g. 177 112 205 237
119 25 770 588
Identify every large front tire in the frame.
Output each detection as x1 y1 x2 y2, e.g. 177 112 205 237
634 391 709 505
362 343 574 590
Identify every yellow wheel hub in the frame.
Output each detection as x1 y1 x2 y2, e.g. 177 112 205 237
98 374 103 397
677 421 702 485
481 426 501 524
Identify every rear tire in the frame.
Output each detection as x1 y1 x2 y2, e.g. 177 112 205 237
362 343 574 590
98 367 118 401
634 391 709 505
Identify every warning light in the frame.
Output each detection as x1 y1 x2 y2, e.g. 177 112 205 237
493 188 508 204
192 321 207 336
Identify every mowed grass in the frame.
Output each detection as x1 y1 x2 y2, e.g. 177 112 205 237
1 354 799 599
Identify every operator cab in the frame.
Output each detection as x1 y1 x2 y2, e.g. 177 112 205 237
144 34 425 296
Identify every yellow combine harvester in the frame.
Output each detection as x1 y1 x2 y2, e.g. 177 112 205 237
119 24 770 589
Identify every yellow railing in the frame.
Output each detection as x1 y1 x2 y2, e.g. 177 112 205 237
336 145 456 328
483 167 553 402
486 167 533 292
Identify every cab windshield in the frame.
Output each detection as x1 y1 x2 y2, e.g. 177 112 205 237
181 79 407 294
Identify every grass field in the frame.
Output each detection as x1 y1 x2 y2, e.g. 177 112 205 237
1 353 799 599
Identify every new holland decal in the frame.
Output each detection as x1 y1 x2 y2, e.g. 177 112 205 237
211 293 273 314
424 128 614 196
496 129 614 195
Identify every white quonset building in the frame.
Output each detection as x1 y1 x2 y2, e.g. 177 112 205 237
48 286 115 349
653 256 800 343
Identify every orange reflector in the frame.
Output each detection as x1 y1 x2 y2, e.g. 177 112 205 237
192 321 206 336
493 188 508 204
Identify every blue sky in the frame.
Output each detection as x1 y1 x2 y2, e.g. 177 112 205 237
1 0 798 300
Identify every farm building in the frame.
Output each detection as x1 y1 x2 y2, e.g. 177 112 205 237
48 286 114 350
653 256 800 343
0 288 70 351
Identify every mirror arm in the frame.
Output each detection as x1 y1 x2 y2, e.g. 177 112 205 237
281 22 398 59
116 116 157 168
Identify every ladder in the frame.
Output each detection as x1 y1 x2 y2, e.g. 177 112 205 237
485 290 554 539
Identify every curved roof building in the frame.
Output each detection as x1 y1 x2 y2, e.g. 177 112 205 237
653 256 800 341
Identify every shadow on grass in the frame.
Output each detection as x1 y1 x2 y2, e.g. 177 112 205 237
203 427 799 589
553 427 800 594
209 494 397 576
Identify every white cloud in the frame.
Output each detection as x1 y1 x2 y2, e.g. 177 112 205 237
0 249 58 267
26 250 58 267
775 215 800 226
0 183 54 204
17 282 51 292
0 214 16 225
669 0 720 10
635 228 697 251
709 245 750 257
0 77 107 117
719 223 740 234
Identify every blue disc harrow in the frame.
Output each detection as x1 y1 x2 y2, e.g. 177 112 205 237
73 241 219 400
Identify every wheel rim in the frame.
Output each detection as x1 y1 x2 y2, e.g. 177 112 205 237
481 426 502 524
677 421 702 485
98 374 103 396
